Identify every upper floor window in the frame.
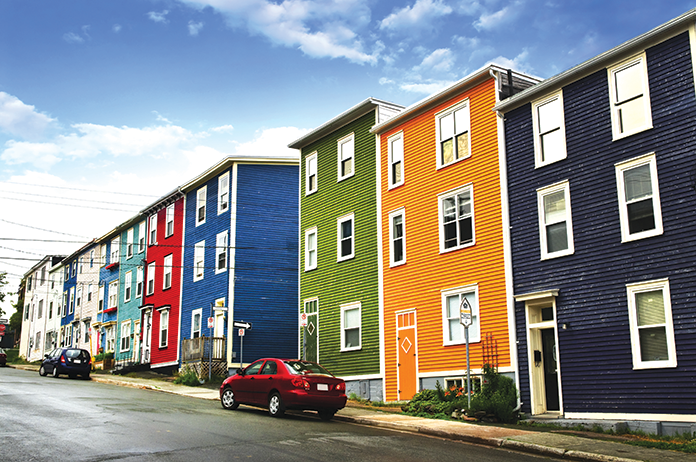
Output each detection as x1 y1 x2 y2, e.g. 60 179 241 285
537 181 574 259
192 308 202 339
89 249 95 268
438 184 474 252
388 131 404 188
165 204 175 237
163 254 173 289
124 271 133 302
126 228 134 258
608 53 652 140
120 321 131 352
100 244 107 266
305 152 318 195
136 266 143 298
108 280 118 309
159 309 169 348
146 262 156 295
304 227 317 271
97 287 104 313
110 237 120 264
196 186 207 226
436 99 470 168
615 153 662 242
138 221 146 252
337 133 355 181
532 91 566 167
216 231 228 274
337 214 354 262
194 241 205 281
389 208 406 266
149 214 157 246
71 261 76 277
442 284 480 346
218 172 230 214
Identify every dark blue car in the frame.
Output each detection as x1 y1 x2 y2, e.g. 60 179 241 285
39 348 91 379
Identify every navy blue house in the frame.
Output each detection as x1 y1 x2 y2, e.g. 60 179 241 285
179 156 299 375
496 10 696 424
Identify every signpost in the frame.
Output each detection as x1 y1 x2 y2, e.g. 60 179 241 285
207 317 214 329
460 296 473 409
232 321 252 330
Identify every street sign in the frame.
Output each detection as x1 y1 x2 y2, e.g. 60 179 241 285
459 297 472 327
238 328 245 337
213 306 228 312
207 317 214 329
300 313 307 327
232 321 252 330
0 324 6 332
0 318 8 324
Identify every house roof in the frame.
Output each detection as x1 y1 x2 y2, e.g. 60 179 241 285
494 8 696 113
179 155 299 192
288 97 405 150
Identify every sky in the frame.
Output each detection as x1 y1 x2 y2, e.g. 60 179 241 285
1 0 695 318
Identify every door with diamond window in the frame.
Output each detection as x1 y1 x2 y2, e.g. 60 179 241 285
304 299 318 362
397 310 417 400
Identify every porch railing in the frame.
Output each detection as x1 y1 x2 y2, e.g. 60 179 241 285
182 336 226 362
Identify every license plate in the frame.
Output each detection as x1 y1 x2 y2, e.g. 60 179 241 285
317 383 328 391
73 360 81 364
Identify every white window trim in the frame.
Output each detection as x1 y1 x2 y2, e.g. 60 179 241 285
532 91 567 168
337 213 355 262
337 132 355 182
159 308 170 348
615 152 663 243
537 180 575 260
388 207 406 267
215 231 228 275
435 99 471 169
138 221 146 253
136 266 143 298
441 284 481 346
108 281 118 309
305 151 318 195
127 228 134 259
387 130 404 189
163 254 173 290
196 186 207 226
149 214 157 246
194 240 205 281
218 171 230 215
120 320 131 352
146 262 156 296
191 308 203 339
304 227 318 271
124 271 133 302
340 302 361 352
608 53 653 141
626 278 676 370
97 287 104 313
438 183 475 253
165 204 175 238
110 237 120 264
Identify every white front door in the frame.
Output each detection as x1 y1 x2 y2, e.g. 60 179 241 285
142 311 152 364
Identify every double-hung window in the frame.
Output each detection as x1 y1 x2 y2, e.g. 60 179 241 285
138 221 146 252
108 281 118 309
337 133 355 181
537 181 574 259
89 250 95 268
100 244 107 266
615 153 662 242
75 289 81 308
149 214 157 246
120 321 131 352
216 232 228 273
110 237 120 264
389 208 406 266
69 288 74 314
304 227 317 271
163 254 173 289
191 308 202 339
146 262 156 295
436 99 470 168
442 285 480 345
218 172 229 214
196 186 207 226
87 284 92 302
340 302 361 351
305 152 318 195
608 53 652 140
439 185 474 252
337 214 354 261
532 91 566 167
136 266 143 298
159 309 169 348
124 271 132 302
97 287 104 313
127 228 134 258
194 241 205 281
626 279 676 369
388 131 404 188
165 204 175 237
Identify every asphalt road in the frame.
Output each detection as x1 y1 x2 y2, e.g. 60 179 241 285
0 367 552 461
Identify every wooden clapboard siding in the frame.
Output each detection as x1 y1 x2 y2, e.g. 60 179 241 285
380 77 511 401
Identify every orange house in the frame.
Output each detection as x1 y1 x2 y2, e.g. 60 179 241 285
372 66 539 401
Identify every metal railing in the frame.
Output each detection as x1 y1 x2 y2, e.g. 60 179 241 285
182 336 226 362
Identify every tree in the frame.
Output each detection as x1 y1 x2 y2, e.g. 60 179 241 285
0 271 7 318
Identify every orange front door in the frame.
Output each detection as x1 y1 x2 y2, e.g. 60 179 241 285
397 311 417 400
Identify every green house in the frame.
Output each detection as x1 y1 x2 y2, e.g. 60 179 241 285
289 98 403 401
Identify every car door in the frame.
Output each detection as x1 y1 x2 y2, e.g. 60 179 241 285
235 360 265 404
46 348 61 373
255 360 280 405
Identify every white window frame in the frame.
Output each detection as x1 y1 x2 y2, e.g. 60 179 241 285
537 181 574 260
388 131 404 189
194 241 205 281
340 302 361 352
304 227 317 271
435 99 471 169
138 221 146 252
126 228 134 258
76 288 81 308
69 288 74 314
120 320 131 352
146 262 156 295
97 287 104 313
337 214 355 262
136 266 143 298
191 308 203 339
532 91 567 167
389 208 406 267
87 283 92 302
124 271 133 302
110 237 120 264
218 172 230 215
337 133 355 182
165 204 175 237
438 184 475 253
100 244 107 266
305 151 318 195
106 326 115 352
159 309 169 348
163 254 173 290
108 280 118 309
615 152 663 243
608 53 653 140
149 214 157 246
626 279 676 369
215 231 228 274
442 284 480 346
196 186 207 226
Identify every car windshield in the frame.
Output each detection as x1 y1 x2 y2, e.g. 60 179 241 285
0 348 4 354
283 360 333 376
66 349 89 360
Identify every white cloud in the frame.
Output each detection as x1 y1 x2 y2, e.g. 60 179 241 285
0 92 56 140
399 80 456 94
380 0 452 33
453 35 480 49
113 24 122 33
413 48 455 73
232 126 307 158
379 77 395 85
1 141 62 168
153 111 172 124
148 10 170 24
209 124 234 133
188 20 204 36
484 49 534 74
63 32 84 44
474 2 521 31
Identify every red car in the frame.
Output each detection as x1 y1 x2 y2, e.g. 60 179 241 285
220 358 347 420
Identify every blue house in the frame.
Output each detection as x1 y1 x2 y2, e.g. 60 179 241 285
179 156 299 375
496 9 696 427
95 228 123 355
60 252 79 347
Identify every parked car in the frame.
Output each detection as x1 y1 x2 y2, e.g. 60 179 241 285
0 348 6 366
220 358 347 420
39 348 91 379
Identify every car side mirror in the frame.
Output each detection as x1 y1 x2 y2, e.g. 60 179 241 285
44 354 49 358
236 368 244 376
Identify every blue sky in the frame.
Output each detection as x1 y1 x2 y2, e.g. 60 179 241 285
1 0 695 316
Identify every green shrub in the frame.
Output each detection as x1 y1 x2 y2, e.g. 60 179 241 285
94 352 114 361
174 369 202 387
468 364 518 423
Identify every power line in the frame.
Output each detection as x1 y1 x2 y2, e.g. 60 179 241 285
0 196 141 213
1 181 160 197
0 190 147 207
0 219 92 238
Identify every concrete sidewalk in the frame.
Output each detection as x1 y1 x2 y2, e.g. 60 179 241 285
11 364 696 462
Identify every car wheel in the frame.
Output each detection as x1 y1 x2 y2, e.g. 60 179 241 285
39 365 47 377
318 409 336 421
268 392 285 417
221 388 239 410
52 367 59 378
82 372 90 380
